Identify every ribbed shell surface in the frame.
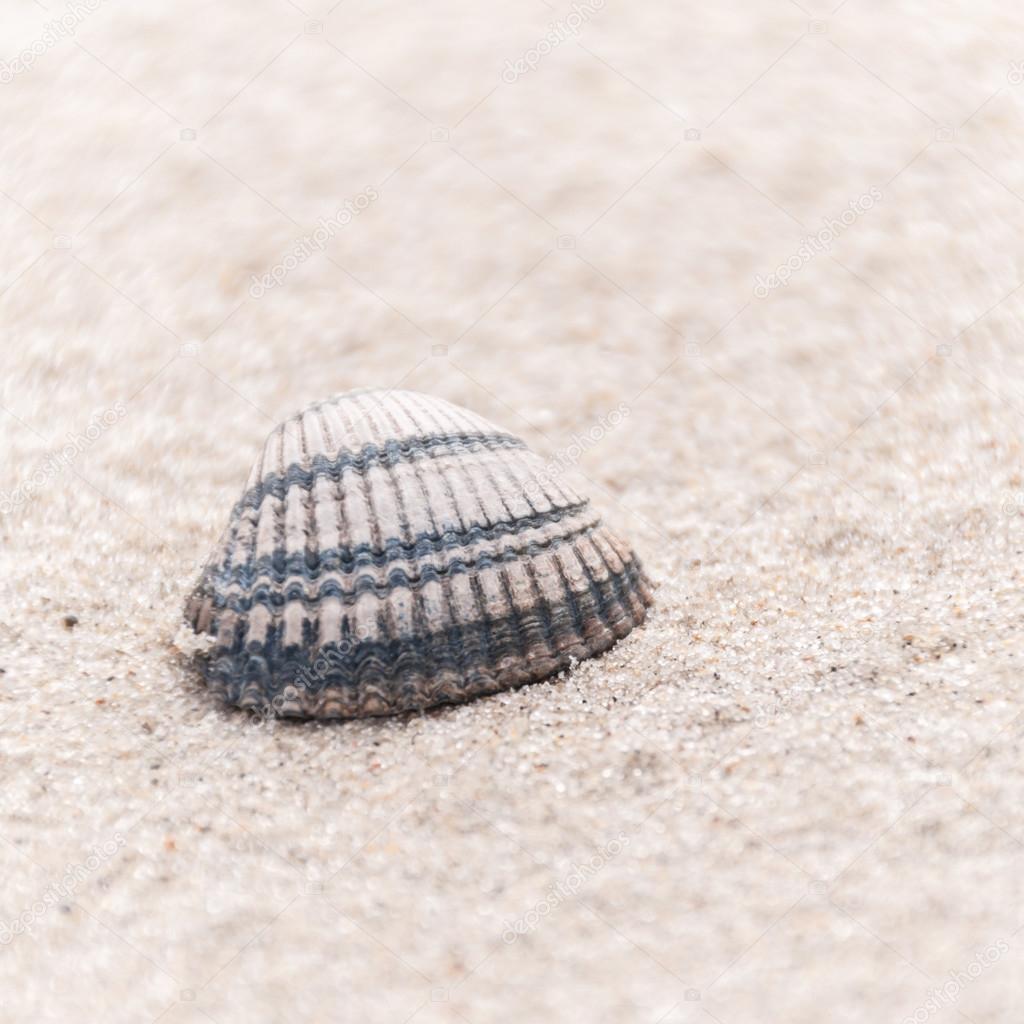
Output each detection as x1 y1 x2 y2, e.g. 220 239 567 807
185 389 653 718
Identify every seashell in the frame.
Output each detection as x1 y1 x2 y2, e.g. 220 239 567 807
185 389 653 719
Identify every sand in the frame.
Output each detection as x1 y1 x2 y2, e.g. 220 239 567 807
2 0 1024 1021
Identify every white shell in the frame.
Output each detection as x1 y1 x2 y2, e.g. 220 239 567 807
186 389 652 718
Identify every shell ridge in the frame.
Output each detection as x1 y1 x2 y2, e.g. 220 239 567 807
406 392 486 537
310 400 351 664
333 395 383 553
200 551 650 717
207 553 648 711
211 502 596 592
466 427 526 525
383 393 449 547
491 445 545 519
234 432 527 516
555 543 609 647
239 428 287 658
292 411 318 658
351 391 422 711
408 392 535 698
269 426 288 580
519 555 560 668
590 527 648 626
358 390 417 548
480 439 588 634
566 533 620 639
466 570 497 689
550 551 589 655
408 393 529 676
588 529 649 632
381 391 463 707
211 535 596 615
582 542 642 638
316 401 354 556
581 529 633 633
352 391 415 712
471 435 562 669
509 442 576 511
396 391 489 700
296 407 320 581
386 391 475 706
331 394 393 710
308 402 342 556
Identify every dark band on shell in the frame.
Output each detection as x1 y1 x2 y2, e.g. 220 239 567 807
185 389 653 719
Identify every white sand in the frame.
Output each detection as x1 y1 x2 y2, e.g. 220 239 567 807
2 1 1024 1020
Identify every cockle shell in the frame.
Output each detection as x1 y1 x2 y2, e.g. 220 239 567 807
185 389 653 719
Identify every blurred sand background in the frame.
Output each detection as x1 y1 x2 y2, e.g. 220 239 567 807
3 0 1024 1021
